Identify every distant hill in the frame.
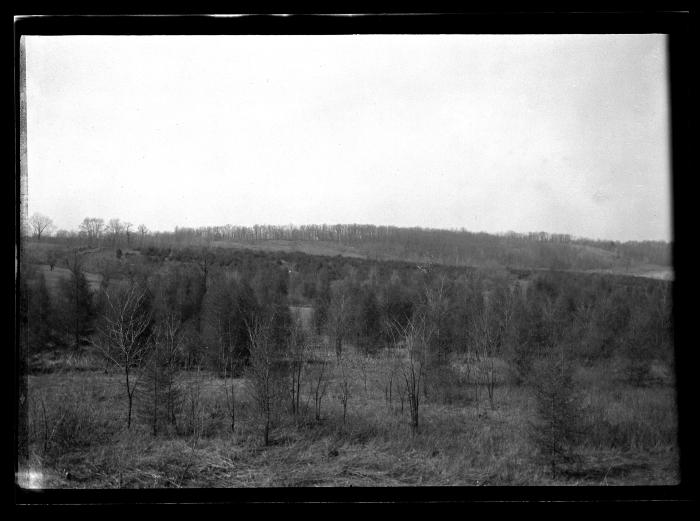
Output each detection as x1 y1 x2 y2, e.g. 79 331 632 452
25 223 672 281
157 224 671 275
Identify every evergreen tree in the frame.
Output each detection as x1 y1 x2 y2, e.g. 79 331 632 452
202 272 258 373
311 266 332 335
358 287 382 354
138 316 183 436
529 347 582 479
59 265 94 350
27 273 56 353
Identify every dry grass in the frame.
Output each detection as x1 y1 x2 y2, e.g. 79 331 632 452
19 345 679 488
36 264 103 293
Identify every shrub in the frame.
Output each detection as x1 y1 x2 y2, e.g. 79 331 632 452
425 360 472 405
28 387 115 460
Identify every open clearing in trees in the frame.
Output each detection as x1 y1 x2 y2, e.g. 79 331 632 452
24 344 678 487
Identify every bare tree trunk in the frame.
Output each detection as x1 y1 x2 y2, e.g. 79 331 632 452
153 360 158 436
230 384 235 433
487 361 496 410
125 364 133 429
74 274 80 350
335 336 342 360
127 392 133 429
295 365 301 414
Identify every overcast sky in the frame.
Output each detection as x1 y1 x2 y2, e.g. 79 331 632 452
24 34 671 242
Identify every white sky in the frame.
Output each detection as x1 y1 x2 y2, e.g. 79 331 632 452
24 34 671 242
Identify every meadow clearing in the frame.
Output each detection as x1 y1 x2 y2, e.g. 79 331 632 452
20 339 679 488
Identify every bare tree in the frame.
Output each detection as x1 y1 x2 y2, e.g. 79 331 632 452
79 217 105 247
390 313 433 434
178 363 205 486
472 308 498 411
356 351 370 395
137 224 149 246
106 218 124 247
380 340 402 413
198 249 215 289
470 288 515 411
181 363 205 437
327 281 350 360
218 323 241 435
307 353 331 422
29 213 54 241
245 316 282 446
421 274 449 399
124 222 134 247
94 281 153 429
287 317 308 416
334 355 352 425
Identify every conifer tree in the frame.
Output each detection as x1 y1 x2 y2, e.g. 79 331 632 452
59 257 94 350
529 346 582 479
138 315 183 436
28 273 56 352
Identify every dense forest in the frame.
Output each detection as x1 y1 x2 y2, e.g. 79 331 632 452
21 236 674 380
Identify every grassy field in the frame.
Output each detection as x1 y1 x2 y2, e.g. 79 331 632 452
36 264 103 293
211 239 367 259
583 264 674 281
19 342 679 489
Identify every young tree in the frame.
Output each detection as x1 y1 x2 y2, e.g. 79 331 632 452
420 275 450 400
624 288 663 386
287 317 308 416
207 276 253 434
510 293 557 385
25 272 60 354
390 313 433 434
311 266 332 335
94 281 153 429
529 346 582 479
334 355 353 425
470 286 515 410
381 343 401 412
357 287 383 355
423 274 450 361
59 251 94 351
138 313 183 436
252 265 292 352
307 352 332 422
327 280 350 360
29 213 54 241
245 315 284 446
